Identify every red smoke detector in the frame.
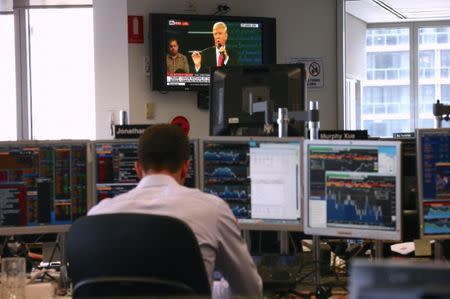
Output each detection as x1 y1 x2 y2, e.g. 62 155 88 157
171 116 190 135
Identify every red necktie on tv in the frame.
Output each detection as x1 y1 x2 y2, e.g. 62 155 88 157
218 53 224 67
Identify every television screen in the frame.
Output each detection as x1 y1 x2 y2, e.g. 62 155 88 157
150 14 276 91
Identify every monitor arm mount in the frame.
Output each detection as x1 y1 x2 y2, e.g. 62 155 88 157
433 100 450 128
248 93 320 138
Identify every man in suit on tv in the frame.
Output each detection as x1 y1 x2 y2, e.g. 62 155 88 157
191 22 238 73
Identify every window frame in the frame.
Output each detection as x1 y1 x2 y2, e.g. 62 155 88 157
349 20 450 135
12 2 93 140
0 11 18 140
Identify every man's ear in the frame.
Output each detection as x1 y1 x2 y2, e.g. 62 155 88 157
135 161 144 179
180 160 190 181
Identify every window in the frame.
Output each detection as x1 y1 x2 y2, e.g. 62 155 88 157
2 5 94 141
362 28 411 137
418 26 450 127
28 8 95 140
0 14 17 141
347 23 450 137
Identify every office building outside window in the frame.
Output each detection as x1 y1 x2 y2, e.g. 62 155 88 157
362 28 411 137
418 27 450 128
356 25 450 137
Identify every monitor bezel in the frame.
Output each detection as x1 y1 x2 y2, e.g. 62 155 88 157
303 139 402 240
91 139 200 205
199 136 303 232
149 13 277 92
416 128 450 239
0 140 91 236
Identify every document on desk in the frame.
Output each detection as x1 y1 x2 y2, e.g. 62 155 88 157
390 242 415 255
309 200 327 228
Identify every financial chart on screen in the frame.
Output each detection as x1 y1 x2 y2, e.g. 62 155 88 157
417 129 450 238
0 141 89 233
303 140 401 240
94 140 198 203
201 137 302 231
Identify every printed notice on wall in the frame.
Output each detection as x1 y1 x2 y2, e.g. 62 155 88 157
289 57 324 89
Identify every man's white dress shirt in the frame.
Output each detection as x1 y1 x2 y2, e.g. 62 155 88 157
88 174 262 298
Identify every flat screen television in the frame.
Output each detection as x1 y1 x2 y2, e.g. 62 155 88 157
149 13 277 91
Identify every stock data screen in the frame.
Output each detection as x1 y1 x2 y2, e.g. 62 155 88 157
202 140 301 223
95 141 197 202
203 142 250 218
95 143 139 202
306 143 399 232
419 130 450 236
0 143 88 226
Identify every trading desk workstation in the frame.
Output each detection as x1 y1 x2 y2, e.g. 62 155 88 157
1 60 450 298
0 126 450 298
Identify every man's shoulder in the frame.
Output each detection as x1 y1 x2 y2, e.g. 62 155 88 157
88 191 132 215
177 53 188 60
182 187 226 206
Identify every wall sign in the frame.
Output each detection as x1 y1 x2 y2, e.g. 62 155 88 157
289 57 324 89
114 125 150 139
319 130 368 140
128 15 144 44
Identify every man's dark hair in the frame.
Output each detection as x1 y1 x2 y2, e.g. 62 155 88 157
167 38 178 46
138 124 190 173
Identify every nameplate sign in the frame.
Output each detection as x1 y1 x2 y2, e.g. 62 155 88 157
393 132 415 139
319 130 368 140
114 125 151 139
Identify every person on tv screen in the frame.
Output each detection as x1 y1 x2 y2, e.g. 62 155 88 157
166 38 190 73
191 22 237 73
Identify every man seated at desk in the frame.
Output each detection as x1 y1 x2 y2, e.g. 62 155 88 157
88 124 262 298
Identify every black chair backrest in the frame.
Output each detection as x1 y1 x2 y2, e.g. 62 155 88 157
67 214 211 295
73 276 196 297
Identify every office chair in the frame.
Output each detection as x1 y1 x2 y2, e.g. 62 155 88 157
67 213 211 297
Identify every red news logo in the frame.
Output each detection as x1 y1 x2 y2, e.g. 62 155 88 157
168 20 190 26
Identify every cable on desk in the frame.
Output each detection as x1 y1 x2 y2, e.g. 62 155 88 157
288 232 299 256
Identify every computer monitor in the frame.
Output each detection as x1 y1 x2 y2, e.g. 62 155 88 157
0 141 90 235
93 140 199 203
209 64 307 137
303 140 402 240
417 128 450 239
350 259 450 299
200 137 302 231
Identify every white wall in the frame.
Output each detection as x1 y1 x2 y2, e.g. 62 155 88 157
126 0 338 137
93 0 130 139
345 13 367 80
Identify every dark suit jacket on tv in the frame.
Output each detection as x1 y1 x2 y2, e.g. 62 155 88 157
196 47 238 73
